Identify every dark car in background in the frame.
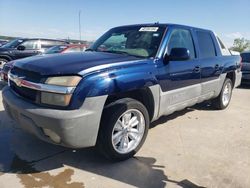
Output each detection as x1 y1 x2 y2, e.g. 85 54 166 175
0 39 9 47
44 44 87 54
0 38 68 69
240 52 250 84
0 44 89 83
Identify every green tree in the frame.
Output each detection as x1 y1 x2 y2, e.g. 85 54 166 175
230 38 250 53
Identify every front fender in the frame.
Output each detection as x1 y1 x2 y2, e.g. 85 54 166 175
71 61 158 109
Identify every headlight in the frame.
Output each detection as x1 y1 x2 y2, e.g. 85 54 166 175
41 76 82 106
41 92 72 106
45 76 81 87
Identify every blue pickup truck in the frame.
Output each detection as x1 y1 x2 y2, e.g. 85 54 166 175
2 24 242 161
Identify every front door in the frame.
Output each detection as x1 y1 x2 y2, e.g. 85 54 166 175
14 40 40 59
157 28 201 116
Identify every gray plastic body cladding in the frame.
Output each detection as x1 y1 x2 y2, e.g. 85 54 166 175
234 70 242 87
149 74 226 119
2 86 107 148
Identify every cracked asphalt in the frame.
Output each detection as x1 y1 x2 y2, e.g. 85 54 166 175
0 82 250 188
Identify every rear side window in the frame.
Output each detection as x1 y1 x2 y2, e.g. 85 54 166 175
40 40 66 49
197 31 216 58
167 29 196 59
241 53 250 63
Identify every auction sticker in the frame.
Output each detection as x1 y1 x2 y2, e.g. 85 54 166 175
139 27 159 32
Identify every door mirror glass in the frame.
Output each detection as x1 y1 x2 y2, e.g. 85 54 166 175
165 48 190 62
17 45 25 51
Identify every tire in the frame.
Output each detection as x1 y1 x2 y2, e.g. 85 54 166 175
212 78 233 110
97 98 150 161
0 58 8 69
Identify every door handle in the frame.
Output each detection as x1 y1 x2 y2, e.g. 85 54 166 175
215 64 220 70
193 66 201 73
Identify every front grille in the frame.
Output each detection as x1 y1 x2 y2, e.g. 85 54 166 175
10 80 38 102
9 66 43 102
11 66 42 82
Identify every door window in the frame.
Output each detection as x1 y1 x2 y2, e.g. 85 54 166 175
167 29 196 59
40 40 66 50
20 40 39 50
197 31 216 58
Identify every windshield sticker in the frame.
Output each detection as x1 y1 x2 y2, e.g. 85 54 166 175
139 27 159 32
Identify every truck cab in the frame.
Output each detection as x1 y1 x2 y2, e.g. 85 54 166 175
2 24 242 161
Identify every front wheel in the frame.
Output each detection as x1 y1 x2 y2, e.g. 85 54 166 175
97 98 149 161
212 78 233 110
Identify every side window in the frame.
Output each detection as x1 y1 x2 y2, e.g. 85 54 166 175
40 40 65 50
167 29 196 59
197 31 216 58
20 40 39 50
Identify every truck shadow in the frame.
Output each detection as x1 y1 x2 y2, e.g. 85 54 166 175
151 101 214 128
237 84 250 89
0 120 205 188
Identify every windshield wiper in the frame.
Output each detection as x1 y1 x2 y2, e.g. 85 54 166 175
102 50 144 58
102 50 129 55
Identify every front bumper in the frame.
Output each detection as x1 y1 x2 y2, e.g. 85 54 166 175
2 86 107 148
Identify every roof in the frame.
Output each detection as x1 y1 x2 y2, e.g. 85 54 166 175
113 23 213 33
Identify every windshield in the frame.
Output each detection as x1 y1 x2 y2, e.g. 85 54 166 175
44 45 68 54
1 39 24 48
91 26 166 58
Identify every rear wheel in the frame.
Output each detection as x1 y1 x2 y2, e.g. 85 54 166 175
97 98 149 161
212 78 233 109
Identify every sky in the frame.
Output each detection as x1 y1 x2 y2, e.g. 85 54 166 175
0 0 250 47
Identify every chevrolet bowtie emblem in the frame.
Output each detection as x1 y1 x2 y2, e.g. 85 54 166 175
10 74 25 87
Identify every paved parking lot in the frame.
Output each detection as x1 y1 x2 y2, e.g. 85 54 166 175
0 82 250 188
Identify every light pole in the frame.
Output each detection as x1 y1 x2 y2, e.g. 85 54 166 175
79 10 82 42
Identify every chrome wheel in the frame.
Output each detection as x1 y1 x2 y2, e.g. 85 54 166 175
0 59 7 69
222 82 232 106
112 109 145 154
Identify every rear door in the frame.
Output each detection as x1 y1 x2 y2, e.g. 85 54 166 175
195 30 222 97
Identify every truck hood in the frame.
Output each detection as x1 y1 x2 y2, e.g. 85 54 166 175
13 52 142 76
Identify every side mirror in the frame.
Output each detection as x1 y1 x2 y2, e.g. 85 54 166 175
17 45 25 51
164 48 190 62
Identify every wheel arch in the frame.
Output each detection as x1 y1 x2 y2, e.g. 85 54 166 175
226 71 236 87
104 87 155 121
0 55 12 62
